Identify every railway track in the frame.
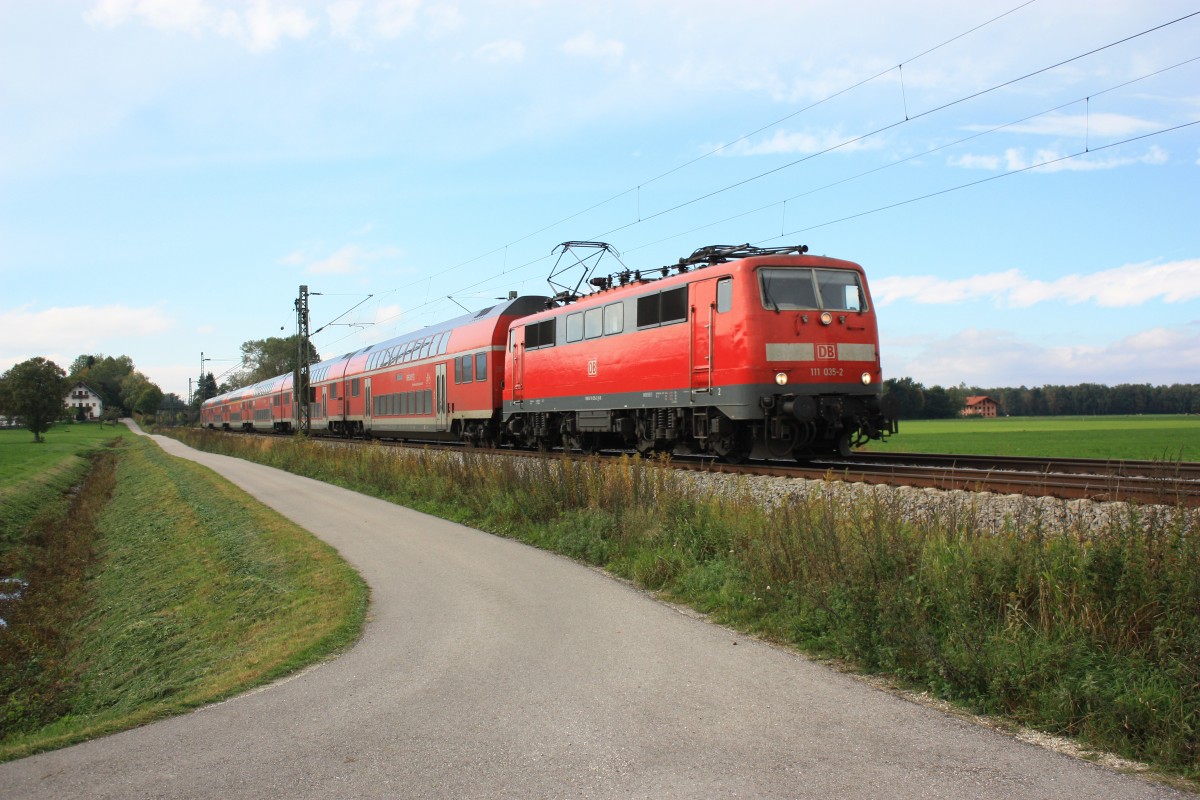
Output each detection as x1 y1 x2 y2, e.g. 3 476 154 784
211 431 1200 507
697 452 1200 507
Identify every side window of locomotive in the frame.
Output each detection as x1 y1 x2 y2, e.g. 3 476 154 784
716 277 733 313
814 269 866 312
525 319 556 349
566 312 584 343
636 287 688 328
584 307 603 339
759 268 818 310
603 302 623 335
475 352 486 381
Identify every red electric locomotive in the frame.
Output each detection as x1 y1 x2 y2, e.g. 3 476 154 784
502 244 896 460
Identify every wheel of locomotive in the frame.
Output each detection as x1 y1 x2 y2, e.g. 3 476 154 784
836 431 854 458
713 423 753 464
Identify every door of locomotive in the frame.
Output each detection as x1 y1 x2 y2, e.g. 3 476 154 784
689 278 717 392
435 363 447 431
510 327 525 403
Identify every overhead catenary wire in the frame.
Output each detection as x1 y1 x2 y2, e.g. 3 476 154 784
368 0 1046 301
312 8 1198 351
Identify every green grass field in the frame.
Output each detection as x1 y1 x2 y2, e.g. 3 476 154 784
0 427 366 761
0 423 131 549
862 415 1200 461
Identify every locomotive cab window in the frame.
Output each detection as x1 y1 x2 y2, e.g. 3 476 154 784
759 268 866 312
716 277 733 313
815 269 864 312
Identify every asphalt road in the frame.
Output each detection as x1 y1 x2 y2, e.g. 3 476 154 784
0 429 1188 799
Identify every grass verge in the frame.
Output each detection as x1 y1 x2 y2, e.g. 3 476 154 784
0 434 367 762
168 429 1200 785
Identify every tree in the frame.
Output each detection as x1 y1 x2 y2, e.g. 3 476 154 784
0 357 69 442
193 371 219 410
922 385 960 418
882 377 925 419
238 335 320 387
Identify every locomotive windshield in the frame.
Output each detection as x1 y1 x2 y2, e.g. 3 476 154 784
759 267 866 312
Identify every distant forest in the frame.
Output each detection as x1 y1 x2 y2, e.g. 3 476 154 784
882 378 1200 420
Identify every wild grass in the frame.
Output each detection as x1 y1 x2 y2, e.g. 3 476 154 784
0 435 367 761
0 424 131 552
168 429 1200 782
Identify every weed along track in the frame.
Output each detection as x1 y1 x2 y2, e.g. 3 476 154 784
229 430 1200 507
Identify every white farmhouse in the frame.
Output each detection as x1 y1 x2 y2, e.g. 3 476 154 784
65 381 104 420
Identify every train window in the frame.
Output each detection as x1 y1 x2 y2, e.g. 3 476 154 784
584 307 603 339
454 357 462 383
437 332 449 355
716 278 732 313
815 269 865 312
460 355 473 383
475 352 486 381
759 268 818 310
424 390 432 414
603 302 623 335
636 287 688 328
566 312 584 343
352 378 361 397
526 319 556 349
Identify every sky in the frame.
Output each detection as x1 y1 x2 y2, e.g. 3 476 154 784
1 0 1198 401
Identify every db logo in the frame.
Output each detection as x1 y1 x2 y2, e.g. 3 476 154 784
816 344 837 360
587 359 598 376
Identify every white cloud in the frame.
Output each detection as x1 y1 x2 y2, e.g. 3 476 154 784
946 153 1000 170
85 0 316 52
885 322 1200 387
967 111 1160 139
717 128 883 157
374 0 421 38
475 39 525 64
280 244 403 275
86 0 213 32
560 32 625 65
950 145 1168 173
327 0 362 39
873 258 1200 309
0 304 175 371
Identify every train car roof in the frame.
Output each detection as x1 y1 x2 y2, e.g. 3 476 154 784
202 295 549 407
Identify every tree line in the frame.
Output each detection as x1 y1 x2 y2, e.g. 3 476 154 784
883 377 1200 419
192 335 320 408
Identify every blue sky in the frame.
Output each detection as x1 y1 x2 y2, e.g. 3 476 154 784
2 0 1198 401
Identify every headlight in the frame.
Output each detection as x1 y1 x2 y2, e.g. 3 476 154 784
861 372 872 385
820 312 833 326
775 372 788 386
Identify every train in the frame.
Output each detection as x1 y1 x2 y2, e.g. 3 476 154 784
201 243 898 460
